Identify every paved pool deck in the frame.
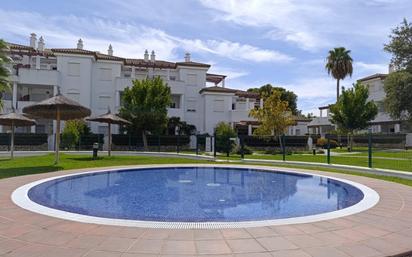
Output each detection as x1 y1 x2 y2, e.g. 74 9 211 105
0 164 412 257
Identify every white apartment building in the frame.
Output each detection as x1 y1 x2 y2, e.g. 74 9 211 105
307 66 408 136
0 33 265 144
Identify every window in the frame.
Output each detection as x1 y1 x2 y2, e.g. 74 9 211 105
99 68 112 81
213 99 225 112
169 76 176 81
186 98 197 112
98 95 111 109
68 62 80 76
295 129 301 136
170 95 181 109
187 74 197 85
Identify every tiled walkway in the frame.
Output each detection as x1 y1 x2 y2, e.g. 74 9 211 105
0 165 412 257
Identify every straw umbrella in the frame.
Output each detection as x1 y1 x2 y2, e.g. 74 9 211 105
87 108 131 156
22 91 91 164
0 109 36 159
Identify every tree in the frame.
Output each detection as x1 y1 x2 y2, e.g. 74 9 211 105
329 82 378 151
0 40 11 110
167 116 196 135
247 84 299 115
119 77 171 149
249 90 294 137
61 120 91 149
384 19 412 71
325 47 353 101
383 71 412 122
214 122 237 157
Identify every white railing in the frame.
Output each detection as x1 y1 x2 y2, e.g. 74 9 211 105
18 68 59 85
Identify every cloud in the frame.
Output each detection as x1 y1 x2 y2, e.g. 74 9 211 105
199 0 332 51
181 40 293 62
353 62 388 75
0 10 291 63
207 66 249 80
198 0 412 51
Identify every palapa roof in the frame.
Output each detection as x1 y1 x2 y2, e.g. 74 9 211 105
22 93 91 120
87 109 131 125
0 111 36 126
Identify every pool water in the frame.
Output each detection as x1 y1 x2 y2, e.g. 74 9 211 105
28 167 364 222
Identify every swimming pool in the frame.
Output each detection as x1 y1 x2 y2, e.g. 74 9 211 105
12 165 379 228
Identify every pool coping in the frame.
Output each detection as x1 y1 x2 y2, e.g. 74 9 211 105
11 164 380 229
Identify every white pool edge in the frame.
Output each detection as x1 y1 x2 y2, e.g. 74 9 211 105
11 164 380 229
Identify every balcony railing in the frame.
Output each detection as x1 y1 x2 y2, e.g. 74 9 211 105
18 68 59 85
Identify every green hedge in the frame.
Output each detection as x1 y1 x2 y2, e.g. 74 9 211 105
0 133 48 145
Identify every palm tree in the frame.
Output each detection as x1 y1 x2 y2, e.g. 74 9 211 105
0 39 11 110
325 47 353 101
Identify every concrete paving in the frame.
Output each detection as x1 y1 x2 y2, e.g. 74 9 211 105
0 164 412 256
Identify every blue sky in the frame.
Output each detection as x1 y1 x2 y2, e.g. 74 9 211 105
1 0 411 114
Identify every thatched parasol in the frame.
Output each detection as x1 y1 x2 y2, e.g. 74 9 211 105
87 108 131 156
22 91 91 164
0 109 36 159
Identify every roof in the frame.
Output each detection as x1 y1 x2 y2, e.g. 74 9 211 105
200 86 261 99
206 73 226 84
199 86 238 94
292 115 312 122
307 117 333 127
124 59 176 69
7 41 212 68
319 105 331 110
7 42 35 51
358 73 388 82
235 91 260 99
176 61 210 68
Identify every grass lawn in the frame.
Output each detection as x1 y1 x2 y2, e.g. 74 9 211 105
223 152 412 172
0 153 411 188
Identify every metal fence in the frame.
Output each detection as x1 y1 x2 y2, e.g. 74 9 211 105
1 132 411 172
212 133 412 172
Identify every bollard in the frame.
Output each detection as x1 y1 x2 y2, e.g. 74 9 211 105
240 136 245 159
327 137 331 164
368 130 372 168
213 133 217 158
196 135 199 155
92 142 99 160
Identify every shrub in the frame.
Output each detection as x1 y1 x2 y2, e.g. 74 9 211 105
232 144 253 155
316 138 338 149
215 122 237 156
62 120 91 149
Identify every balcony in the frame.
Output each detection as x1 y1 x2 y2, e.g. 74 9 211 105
0 100 38 114
229 109 254 123
167 108 184 119
18 68 59 86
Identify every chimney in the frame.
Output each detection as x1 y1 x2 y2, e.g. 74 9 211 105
144 49 149 61
30 33 37 48
37 36 45 52
389 63 395 73
107 44 113 56
150 50 155 62
184 52 191 62
77 38 83 49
